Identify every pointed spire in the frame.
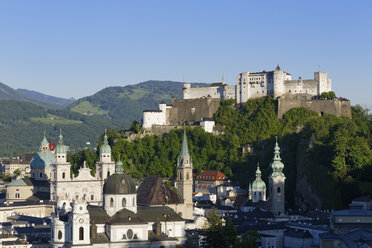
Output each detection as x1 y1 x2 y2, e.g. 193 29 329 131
256 162 262 177
58 128 63 144
179 129 190 158
273 136 281 161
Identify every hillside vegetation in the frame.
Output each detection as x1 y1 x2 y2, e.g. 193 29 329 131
70 97 372 210
68 81 207 126
0 100 126 156
17 88 75 107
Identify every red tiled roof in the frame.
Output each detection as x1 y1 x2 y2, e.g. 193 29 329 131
194 170 227 181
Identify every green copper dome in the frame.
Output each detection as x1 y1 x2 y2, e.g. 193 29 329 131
55 130 67 154
270 138 285 177
30 151 55 168
103 161 136 195
100 133 111 154
252 164 266 190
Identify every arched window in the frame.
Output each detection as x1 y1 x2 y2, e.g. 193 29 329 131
133 197 135 206
91 195 94 201
40 172 43 178
277 187 281 193
107 171 110 177
58 230 62 240
79 227 84 240
62 172 65 179
179 172 182 181
186 172 190 180
122 198 126 207
110 198 114 207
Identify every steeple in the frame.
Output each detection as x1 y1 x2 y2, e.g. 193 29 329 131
39 130 50 152
270 137 285 177
55 129 67 154
178 129 191 167
100 129 111 154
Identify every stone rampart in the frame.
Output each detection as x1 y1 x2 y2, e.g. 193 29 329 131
167 98 221 125
278 94 351 119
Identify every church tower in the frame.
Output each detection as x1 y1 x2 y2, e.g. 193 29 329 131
51 129 71 202
269 138 286 215
70 200 90 245
252 163 266 202
96 130 115 180
176 129 193 219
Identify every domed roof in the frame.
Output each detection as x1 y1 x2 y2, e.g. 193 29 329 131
30 151 55 168
270 139 285 177
252 165 266 190
100 133 111 154
103 161 136 195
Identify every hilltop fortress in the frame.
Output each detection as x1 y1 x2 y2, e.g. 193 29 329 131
143 66 351 130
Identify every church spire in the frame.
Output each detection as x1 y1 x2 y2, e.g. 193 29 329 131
270 137 285 177
179 129 190 159
55 129 66 154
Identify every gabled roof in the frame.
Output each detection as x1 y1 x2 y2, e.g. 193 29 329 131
195 170 227 181
88 205 110 224
137 175 181 206
137 206 184 222
6 178 33 187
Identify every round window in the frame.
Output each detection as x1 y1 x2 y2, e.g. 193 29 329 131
127 229 133 239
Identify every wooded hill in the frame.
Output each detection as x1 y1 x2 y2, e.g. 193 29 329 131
70 97 372 210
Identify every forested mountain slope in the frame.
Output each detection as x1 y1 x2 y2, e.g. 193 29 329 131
17 88 76 107
69 81 207 126
0 99 126 156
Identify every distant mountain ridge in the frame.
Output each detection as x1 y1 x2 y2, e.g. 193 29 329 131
69 80 208 125
17 88 76 107
0 82 67 109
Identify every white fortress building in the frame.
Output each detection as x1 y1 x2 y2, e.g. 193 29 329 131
180 66 332 104
236 65 331 103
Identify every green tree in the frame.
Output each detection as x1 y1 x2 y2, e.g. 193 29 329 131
13 169 21 175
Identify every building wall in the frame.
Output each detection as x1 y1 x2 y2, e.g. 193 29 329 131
0 204 54 222
200 121 215 133
6 185 33 202
143 111 166 129
3 163 30 176
284 236 312 248
183 83 222 99
277 96 351 119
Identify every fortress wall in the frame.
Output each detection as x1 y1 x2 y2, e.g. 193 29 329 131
282 80 318 95
167 98 221 125
278 98 352 119
183 86 221 99
143 111 166 129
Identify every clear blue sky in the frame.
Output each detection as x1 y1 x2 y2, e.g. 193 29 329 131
0 0 371 104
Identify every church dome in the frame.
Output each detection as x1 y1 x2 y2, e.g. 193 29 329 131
103 161 136 195
100 133 111 154
30 151 55 168
252 165 266 190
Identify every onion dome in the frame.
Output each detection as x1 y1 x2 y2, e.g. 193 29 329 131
270 138 285 177
252 164 266 190
100 132 111 154
39 132 50 152
55 129 67 154
103 161 136 195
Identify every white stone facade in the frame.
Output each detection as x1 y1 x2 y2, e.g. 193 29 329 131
237 66 332 103
200 119 215 133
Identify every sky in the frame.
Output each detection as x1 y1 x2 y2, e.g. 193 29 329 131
0 1 371 104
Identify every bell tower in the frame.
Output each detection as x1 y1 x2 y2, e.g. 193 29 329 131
96 130 115 181
269 138 286 215
176 129 193 219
